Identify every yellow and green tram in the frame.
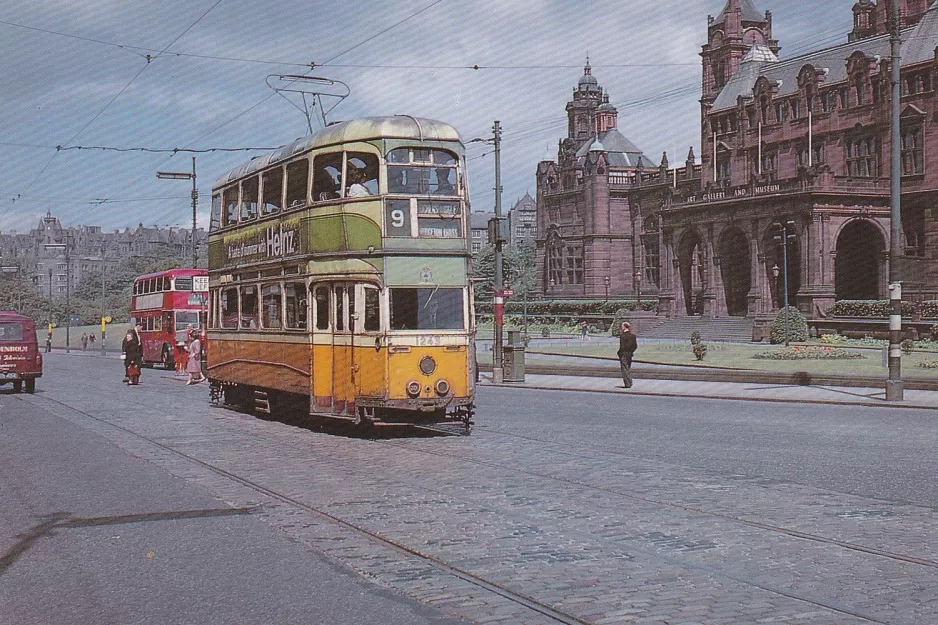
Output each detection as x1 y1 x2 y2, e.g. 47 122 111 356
206 116 476 430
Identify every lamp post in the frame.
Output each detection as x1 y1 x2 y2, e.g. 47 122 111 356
44 234 74 353
771 263 780 310
634 270 642 309
773 221 796 347
157 156 199 268
46 267 53 353
603 275 610 303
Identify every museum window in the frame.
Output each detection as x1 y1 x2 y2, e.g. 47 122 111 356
641 216 660 288
797 142 825 167
821 91 836 113
761 151 778 180
565 245 583 285
901 127 924 176
846 136 879 178
716 155 731 185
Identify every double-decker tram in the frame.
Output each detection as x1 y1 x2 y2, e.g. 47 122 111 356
206 116 476 431
130 268 209 368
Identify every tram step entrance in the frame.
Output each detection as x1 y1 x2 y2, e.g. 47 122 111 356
253 390 271 414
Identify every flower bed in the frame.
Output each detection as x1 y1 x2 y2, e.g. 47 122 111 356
753 346 866 360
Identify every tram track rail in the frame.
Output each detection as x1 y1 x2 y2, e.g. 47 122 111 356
20 384 929 624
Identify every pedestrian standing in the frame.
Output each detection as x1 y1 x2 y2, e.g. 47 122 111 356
617 321 637 389
185 330 205 385
121 328 143 385
580 320 589 341
81 333 88 351
89 333 96 348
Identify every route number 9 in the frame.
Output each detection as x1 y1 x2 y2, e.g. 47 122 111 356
391 209 405 228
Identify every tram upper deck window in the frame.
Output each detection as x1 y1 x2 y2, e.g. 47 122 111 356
387 148 458 196
262 167 283 215
241 176 259 221
240 286 259 329
313 153 342 201
211 193 222 230
390 287 464 330
346 153 379 197
223 186 239 226
285 158 309 209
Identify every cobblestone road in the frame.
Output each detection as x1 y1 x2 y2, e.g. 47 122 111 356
16 353 938 624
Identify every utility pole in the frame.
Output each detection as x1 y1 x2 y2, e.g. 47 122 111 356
191 156 199 268
492 121 505 384
887 3 904 400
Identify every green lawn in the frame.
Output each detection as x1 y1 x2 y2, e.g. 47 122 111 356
522 341 938 376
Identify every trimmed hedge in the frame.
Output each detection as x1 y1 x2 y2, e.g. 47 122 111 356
771 306 809 344
827 299 938 318
477 299 658 316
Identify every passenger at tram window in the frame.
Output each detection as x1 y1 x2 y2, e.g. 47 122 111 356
313 153 342 201
346 153 379 195
433 167 455 195
241 176 259 221
261 167 283 215
285 158 309 209
240 286 259 329
346 167 371 197
223 186 239 226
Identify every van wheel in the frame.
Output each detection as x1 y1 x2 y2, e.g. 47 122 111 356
25 379 35 394
162 345 174 370
13 380 22 393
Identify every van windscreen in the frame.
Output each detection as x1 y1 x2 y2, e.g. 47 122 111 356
0 322 24 341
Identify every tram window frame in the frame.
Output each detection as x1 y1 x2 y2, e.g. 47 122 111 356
285 158 310 209
389 287 465 331
284 282 308 330
240 285 259 330
334 285 346 332
363 286 381 333
386 148 459 197
223 186 239 226
241 175 259 221
313 285 330 331
220 287 239 329
313 153 343 202
211 193 222 230
261 166 283 215
345 152 379 197
261 283 283 329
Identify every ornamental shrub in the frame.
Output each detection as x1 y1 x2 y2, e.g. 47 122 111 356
770 306 809 344
690 331 707 360
901 339 916 355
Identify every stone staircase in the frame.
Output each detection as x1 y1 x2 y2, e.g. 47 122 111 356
639 316 755 343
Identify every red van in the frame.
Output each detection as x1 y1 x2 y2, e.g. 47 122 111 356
0 312 42 393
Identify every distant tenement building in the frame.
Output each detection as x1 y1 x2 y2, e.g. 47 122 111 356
536 0 938 318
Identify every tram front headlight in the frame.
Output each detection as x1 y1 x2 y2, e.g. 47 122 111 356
419 355 437 376
406 380 421 397
435 379 450 396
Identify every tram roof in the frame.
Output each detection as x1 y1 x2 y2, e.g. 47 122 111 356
213 116 463 189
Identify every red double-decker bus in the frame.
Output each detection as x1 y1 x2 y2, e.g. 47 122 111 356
130 268 208 368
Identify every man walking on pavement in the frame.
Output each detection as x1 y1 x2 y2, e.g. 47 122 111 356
617 321 637 388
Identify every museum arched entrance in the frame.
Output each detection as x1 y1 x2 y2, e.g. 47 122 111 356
718 227 751 316
678 231 705 316
835 219 885 300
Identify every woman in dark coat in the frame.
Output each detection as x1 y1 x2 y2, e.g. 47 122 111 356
122 327 143 384
617 321 638 388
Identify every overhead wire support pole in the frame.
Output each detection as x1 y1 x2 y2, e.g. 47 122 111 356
887 3 904 401
492 121 505 385
191 156 199 268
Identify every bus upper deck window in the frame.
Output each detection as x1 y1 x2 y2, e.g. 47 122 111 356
241 176 259 221
285 158 309 209
262 167 283 215
223 186 239 226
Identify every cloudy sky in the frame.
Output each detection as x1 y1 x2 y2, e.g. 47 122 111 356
0 0 854 233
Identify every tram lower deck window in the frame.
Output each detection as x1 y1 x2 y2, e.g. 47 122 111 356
390 287 464 330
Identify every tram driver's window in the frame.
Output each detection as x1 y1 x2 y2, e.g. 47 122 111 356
262 167 283 215
285 282 307 329
313 153 342 201
241 176 259 221
314 286 329 330
261 284 282 329
364 288 380 332
346 153 379 196
390 287 464 330
221 287 238 329
223 186 239 226
240 286 259 329
285 158 309 209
